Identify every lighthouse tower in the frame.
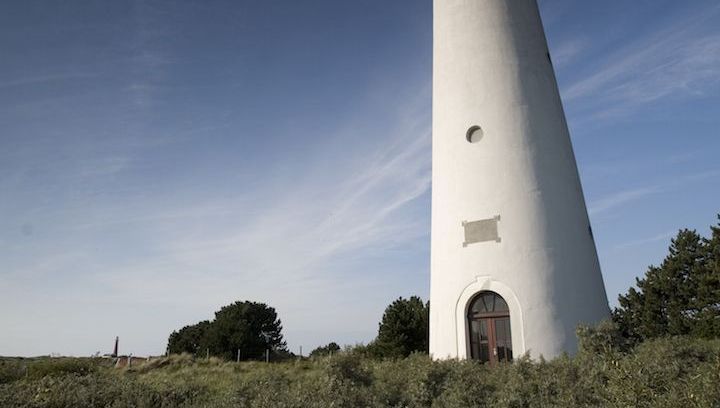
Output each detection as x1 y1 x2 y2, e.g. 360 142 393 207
430 0 609 362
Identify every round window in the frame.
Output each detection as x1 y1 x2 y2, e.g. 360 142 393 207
466 125 483 143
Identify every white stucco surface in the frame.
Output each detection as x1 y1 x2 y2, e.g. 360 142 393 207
430 0 610 360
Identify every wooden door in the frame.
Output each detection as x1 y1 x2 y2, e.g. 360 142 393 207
468 292 513 365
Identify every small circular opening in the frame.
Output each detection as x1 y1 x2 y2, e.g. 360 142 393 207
466 125 483 143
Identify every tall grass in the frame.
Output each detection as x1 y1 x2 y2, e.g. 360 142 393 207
1 335 719 407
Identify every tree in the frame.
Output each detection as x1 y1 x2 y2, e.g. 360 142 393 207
613 216 720 343
309 342 341 358
167 320 211 355
166 301 287 361
207 301 287 360
698 217 720 336
372 296 429 358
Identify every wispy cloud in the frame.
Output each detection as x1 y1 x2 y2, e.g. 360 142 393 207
149 88 432 283
77 156 134 178
0 79 432 355
127 2 173 108
588 169 720 216
614 231 676 250
588 186 660 215
563 5 720 119
551 39 585 67
666 152 698 165
0 73 98 90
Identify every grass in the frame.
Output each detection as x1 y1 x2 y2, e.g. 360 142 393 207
1 335 719 407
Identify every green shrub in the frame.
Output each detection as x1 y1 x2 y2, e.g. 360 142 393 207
601 337 720 407
25 357 105 379
432 360 496 407
2 336 719 407
324 352 373 387
309 342 341 358
0 359 26 384
0 372 212 408
577 319 632 357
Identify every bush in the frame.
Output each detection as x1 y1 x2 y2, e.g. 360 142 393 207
2 335 719 407
25 357 105 380
0 359 26 384
324 353 373 387
576 319 632 357
0 372 211 408
309 342 341 358
600 337 720 407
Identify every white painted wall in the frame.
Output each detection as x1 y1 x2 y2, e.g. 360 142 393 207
430 0 610 360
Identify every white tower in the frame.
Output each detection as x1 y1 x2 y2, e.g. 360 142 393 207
430 0 609 361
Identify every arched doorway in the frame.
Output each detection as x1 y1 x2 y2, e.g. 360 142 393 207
467 291 513 364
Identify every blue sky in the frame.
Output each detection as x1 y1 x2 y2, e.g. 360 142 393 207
1 0 719 357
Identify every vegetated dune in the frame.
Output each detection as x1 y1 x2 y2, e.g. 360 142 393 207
1 334 719 407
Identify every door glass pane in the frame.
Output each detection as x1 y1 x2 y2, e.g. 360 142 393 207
479 341 489 363
494 318 504 361
469 292 510 315
494 318 503 341
482 294 492 312
470 319 490 363
469 320 479 360
494 296 509 312
471 298 487 314
504 317 513 360
494 317 512 362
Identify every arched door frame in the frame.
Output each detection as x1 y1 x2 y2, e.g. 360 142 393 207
455 276 525 359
